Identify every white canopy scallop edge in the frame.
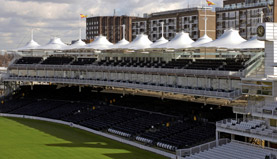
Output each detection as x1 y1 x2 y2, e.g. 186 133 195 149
151 37 168 48
110 38 130 49
191 34 213 47
157 32 194 49
38 37 67 50
201 29 246 48
123 34 153 50
64 39 86 50
17 39 40 51
235 36 264 49
85 35 113 50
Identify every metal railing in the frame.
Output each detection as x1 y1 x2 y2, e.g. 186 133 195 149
10 64 245 78
216 2 273 12
216 119 277 141
4 76 242 99
232 140 277 153
244 52 264 66
233 106 250 114
242 57 264 77
176 138 230 157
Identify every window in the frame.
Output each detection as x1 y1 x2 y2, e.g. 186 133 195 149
270 119 277 127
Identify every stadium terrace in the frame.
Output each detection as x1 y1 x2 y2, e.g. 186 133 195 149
1 21 277 159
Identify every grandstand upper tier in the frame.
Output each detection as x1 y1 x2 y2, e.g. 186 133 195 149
3 48 264 104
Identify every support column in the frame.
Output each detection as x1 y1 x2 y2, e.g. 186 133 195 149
231 134 235 140
229 79 232 90
216 131 219 146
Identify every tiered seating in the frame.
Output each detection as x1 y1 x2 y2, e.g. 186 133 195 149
81 109 147 131
39 102 87 119
157 123 215 150
71 58 97 65
0 99 33 113
225 119 265 131
13 55 250 72
96 59 167 68
1 85 234 152
187 59 224 70
219 58 248 71
185 141 277 159
16 57 42 64
163 59 192 69
62 105 119 124
109 113 172 137
9 100 65 116
41 56 74 65
135 121 195 145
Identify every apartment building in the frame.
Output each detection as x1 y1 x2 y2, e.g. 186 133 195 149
216 0 274 39
86 16 138 43
132 7 216 42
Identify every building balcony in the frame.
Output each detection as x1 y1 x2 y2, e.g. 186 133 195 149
251 103 277 120
240 22 246 27
169 22 175 26
216 118 277 143
5 75 242 100
216 2 273 12
239 15 246 19
138 25 144 29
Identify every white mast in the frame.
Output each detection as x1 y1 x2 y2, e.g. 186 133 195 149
260 11 264 23
31 29 34 40
161 22 164 38
204 2 208 36
79 28 82 40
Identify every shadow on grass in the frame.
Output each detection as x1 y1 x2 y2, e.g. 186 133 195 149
8 117 168 159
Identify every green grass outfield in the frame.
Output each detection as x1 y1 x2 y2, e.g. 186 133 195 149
0 117 169 159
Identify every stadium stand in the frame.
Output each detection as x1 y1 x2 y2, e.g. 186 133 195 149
0 85 234 151
14 56 249 71
41 56 74 65
15 57 43 64
184 141 277 159
71 58 97 65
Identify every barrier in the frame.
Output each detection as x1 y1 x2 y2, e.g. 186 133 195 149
4 76 241 100
176 138 230 158
0 113 177 159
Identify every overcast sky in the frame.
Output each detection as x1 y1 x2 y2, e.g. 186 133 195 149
0 0 223 50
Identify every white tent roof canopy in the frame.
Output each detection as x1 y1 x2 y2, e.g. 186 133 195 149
191 34 213 47
151 36 168 48
17 39 40 51
110 38 130 49
235 36 265 49
65 39 86 50
38 37 67 50
201 28 246 48
85 35 113 50
157 31 194 49
123 34 153 50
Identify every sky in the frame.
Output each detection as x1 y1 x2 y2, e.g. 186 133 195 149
0 0 223 50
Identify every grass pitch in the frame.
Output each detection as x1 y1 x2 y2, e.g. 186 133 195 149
0 117 169 159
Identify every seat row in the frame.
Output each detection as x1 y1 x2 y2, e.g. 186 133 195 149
108 128 131 138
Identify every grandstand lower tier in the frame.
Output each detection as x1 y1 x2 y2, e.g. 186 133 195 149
0 85 234 151
185 141 277 159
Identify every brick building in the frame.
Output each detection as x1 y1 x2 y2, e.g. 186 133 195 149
216 0 274 39
132 7 216 42
86 16 138 43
